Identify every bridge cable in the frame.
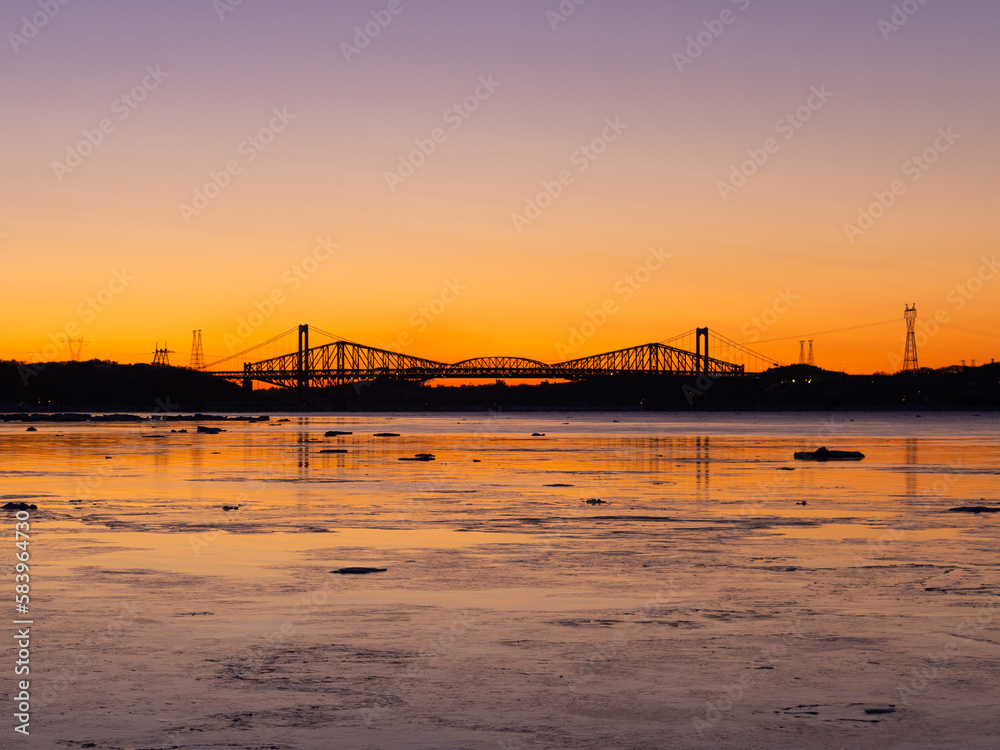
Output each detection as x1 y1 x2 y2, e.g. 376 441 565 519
203 326 300 370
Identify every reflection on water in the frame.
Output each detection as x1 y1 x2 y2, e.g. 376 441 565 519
695 435 710 494
36 523 543 578
903 435 917 499
2 412 998 579
8 412 998 750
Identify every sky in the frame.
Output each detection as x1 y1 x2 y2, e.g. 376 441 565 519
2 0 998 373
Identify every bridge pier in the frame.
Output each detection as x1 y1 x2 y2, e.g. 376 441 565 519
242 362 253 393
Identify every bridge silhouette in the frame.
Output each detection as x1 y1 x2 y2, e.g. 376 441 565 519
205 325 780 391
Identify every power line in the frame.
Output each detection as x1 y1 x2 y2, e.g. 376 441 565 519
747 318 898 346
945 323 1000 340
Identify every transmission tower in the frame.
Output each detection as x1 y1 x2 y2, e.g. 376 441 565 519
798 340 806 365
903 304 918 372
807 340 815 367
68 338 88 362
189 330 205 369
152 342 175 367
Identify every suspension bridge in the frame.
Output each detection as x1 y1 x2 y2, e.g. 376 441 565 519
202 326 781 392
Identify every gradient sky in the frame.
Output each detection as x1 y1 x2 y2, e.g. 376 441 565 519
2 0 998 373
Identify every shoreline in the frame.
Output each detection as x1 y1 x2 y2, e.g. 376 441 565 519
3 361 1000 413
2 406 999 421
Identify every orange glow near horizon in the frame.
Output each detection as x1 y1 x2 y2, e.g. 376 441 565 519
1 2 998 374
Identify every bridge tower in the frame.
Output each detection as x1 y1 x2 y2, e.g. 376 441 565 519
903 304 918 372
807 340 815 367
297 324 310 393
695 328 709 373
799 341 806 365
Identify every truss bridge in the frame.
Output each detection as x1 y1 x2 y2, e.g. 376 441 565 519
204 325 781 391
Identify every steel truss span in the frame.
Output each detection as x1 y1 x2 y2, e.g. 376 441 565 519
211 331 745 390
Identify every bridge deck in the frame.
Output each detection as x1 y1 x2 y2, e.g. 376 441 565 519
208 334 746 390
